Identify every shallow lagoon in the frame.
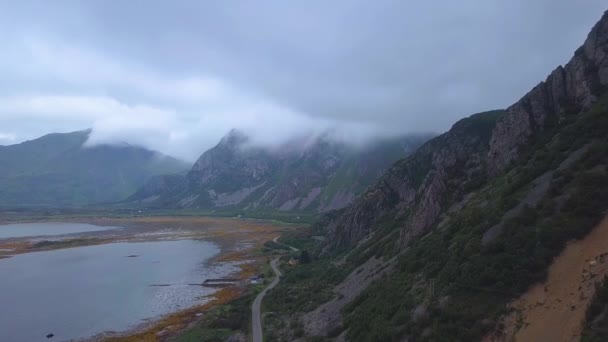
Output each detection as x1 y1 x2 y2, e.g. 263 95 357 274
0 237 235 341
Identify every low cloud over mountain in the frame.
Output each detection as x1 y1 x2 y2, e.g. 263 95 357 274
0 1 605 160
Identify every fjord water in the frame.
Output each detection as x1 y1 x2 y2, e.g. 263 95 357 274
0 238 234 342
0 222 117 239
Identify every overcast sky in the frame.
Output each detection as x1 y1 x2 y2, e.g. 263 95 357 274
0 1 605 160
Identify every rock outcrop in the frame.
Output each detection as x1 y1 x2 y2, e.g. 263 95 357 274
326 11 608 251
488 11 608 173
327 111 502 249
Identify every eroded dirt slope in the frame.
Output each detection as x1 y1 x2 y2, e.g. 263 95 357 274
488 214 608 342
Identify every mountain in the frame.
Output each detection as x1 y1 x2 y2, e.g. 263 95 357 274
0 130 188 206
262 10 608 342
128 131 432 213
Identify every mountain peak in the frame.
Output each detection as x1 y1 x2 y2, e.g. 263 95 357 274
219 129 249 147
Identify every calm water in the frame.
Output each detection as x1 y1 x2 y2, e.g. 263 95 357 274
0 238 236 342
0 222 118 239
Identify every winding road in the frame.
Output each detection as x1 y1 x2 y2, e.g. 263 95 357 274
252 258 282 342
252 236 297 342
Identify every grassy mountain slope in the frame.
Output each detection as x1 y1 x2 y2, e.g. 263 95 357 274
0 130 188 206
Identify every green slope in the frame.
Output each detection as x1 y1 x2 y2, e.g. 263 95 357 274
0 130 189 206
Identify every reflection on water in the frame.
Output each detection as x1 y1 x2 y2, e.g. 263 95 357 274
0 239 237 342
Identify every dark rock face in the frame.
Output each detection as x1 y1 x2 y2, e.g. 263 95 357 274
326 11 608 251
488 11 608 173
327 111 501 249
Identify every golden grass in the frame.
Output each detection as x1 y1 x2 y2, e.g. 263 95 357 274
1 216 288 341
96 216 286 341
105 287 244 342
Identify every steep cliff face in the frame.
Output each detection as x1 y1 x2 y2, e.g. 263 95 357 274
129 130 431 212
188 130 277 192
327 111 502 249
326 11 608 252
488 11 608 173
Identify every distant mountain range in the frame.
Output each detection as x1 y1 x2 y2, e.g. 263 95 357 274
0 130 188 207
128 130 432 212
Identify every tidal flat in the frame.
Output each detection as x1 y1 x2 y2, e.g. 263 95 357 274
0 216 285 342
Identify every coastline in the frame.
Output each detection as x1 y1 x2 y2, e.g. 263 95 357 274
0 216 287 342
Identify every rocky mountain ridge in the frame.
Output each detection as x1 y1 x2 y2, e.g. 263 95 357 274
260 10 608 342
489 12 608 173
129 130 431 213
326 10 608 251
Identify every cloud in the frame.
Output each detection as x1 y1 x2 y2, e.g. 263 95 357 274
0 1 606 160
0 133 17 145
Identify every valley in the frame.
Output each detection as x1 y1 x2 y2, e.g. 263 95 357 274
2 3 608 342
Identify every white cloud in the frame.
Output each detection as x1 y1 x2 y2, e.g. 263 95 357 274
9 38 232 105
0 38 402 160
0 1 604 161
0 95 172 120
0 133 17 145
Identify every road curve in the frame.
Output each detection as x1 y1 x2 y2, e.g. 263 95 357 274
273 236 299 252
252 257 282 342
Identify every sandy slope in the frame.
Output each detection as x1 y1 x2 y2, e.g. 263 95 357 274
488 214 608 342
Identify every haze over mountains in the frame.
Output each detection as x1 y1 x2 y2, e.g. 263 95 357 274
0 128 431 211
129 130 432 212
2 3 608 342
0 130 188 206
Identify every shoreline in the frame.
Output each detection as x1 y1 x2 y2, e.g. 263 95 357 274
0 216 286 342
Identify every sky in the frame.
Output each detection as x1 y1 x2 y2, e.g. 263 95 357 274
0 1 605 161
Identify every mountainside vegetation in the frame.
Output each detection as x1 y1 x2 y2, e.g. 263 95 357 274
263 10 608 342
0 130 188 206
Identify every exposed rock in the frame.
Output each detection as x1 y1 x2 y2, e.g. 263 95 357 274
212 182 266 207
327 110 502 250
299 187 322 209
129 130 430 212
325 11 608 252
411 303 429 322
319 189 356 212
488 11 608 173
279 197 300 211
178 194 199 207
302 256 396 336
